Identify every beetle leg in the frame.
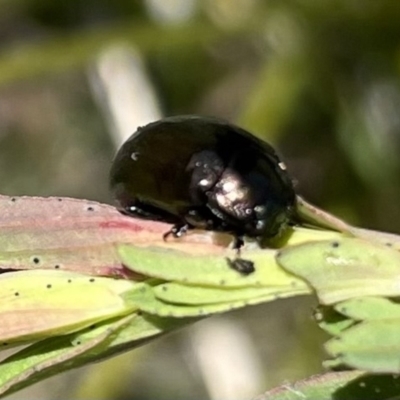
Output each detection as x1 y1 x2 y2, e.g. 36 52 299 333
226 235 255 275
232 236 244 251
163 224 189 241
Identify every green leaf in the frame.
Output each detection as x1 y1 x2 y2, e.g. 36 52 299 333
154 282 309 305
0 195 237 277
295 196 400 249
277 237 400 304
295 196 354 234
119 245 306 289
258 371 400 400
314 306 354 337
0 312 192 398
0 269 137 345
335 297 400 321
0 315 132 397
123 282 307 317
326 319 400 373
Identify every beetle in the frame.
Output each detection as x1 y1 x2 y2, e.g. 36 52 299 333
110 115 296 274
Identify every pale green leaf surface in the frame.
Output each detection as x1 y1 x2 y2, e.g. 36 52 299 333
154 282 309 305
350 227 400 250
277 238 400 304
314 307 354 337
124 283 307 317
0 315 133 398
335 297 400 321
326 319 400 373
0 313 192 398
318 318 354 338
281 226 346 246
0 270 137 344
119 245 305 288
5 194 400 395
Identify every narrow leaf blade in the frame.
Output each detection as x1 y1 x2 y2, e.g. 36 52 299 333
277 238 400 304
119 245 307 289
326 319 400 373
0 270 137 344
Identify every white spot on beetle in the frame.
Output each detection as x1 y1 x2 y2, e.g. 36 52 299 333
220 174 248 202
278 162 287 170
199 178 211 187
254 205 265 215
256 220 265 230
222 180 236 193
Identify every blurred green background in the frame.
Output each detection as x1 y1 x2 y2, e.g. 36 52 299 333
1 1 400 399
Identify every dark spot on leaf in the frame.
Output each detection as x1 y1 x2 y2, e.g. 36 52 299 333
161 286 168 291
32 257 40 264
89 278 95 283
75 341 81 345
46 284 52 289
219 279 226 285
87 206 94 212
331 242 340 248
57 198 63 202
2 343 8 346
137 310 142 316
386 242 393 247
226 257 255 274
54 265 60 269
14 292 19 297
10 198 16 202
68 279 72 283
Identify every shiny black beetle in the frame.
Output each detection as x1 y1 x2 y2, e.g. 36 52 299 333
110 116 296 274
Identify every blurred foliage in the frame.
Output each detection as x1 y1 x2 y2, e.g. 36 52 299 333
1 0 400 399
